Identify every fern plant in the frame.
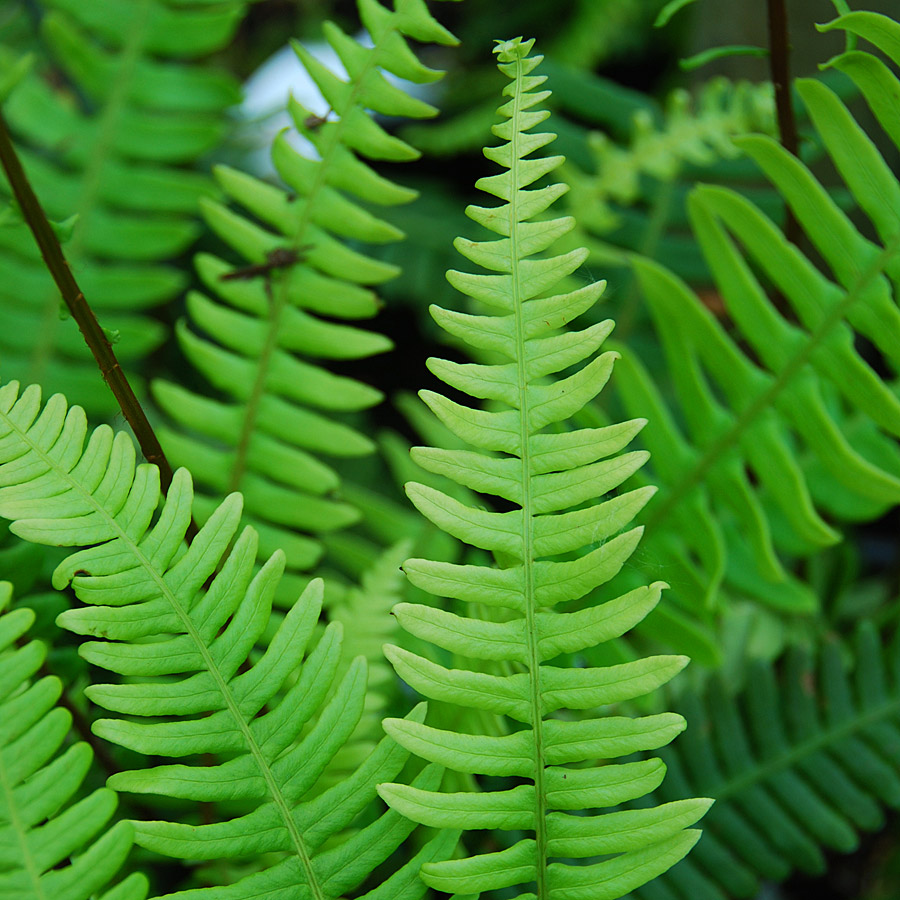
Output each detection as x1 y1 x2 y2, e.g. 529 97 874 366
5 3 900 899
0 582 147 900
151 0 459 608
564 9 900 652
0 0 247 416
0 380 457 899
641 621 900 900
376 37 709 898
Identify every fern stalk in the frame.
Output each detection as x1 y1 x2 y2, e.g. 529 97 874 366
765 0 801 249
509 47 552 895
0 108 177 495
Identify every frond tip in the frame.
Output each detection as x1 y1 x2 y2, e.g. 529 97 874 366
379 37 710 900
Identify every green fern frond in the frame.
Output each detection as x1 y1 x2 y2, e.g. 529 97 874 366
316 540 413 785
0 582 147 900
640 621 900 900
0 380 456 899
596 9 900 632
564 76 775 238
333 540 412 715
151 0 458 607
377 37 709 899
0 0 246 415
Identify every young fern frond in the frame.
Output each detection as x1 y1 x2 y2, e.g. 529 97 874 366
0 584 147 900
0 381 456 899
642 622 900 900
591 9 900 631
151 0 458 606
0 0 245 416
318 540 413 785
564 76 775 239
378 38 709 899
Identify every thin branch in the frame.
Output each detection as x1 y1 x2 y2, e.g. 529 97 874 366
766 0 801 247
0 109 198 538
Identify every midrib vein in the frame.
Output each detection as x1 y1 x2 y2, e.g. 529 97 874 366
507 59 550 899
29 0 152 387
5 413 326 900
226 39 389 495
647 234 900 534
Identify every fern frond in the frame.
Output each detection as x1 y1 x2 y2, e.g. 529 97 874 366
0 0 246 415
378 37 709 899
564 76 775 238
641 621 900 900
0 380 456 899
151 0 458 605
591 9 900 632
316 540 413 785
0 582 147 900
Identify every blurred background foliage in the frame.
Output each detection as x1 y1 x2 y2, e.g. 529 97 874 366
3 0 900 897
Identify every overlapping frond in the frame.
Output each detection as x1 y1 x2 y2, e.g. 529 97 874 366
377 37 709 899
151 0 459 606
0 0 247 415
591 10 900 638
0 380 455 899
0 583 147 900
640 622 900 900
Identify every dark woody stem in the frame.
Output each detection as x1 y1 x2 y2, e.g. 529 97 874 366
0 109 196 535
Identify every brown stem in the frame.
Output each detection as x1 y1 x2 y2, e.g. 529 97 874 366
0 109 198 539
766 0 801 247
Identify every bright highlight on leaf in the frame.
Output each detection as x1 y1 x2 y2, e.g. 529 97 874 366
378 35 710 899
